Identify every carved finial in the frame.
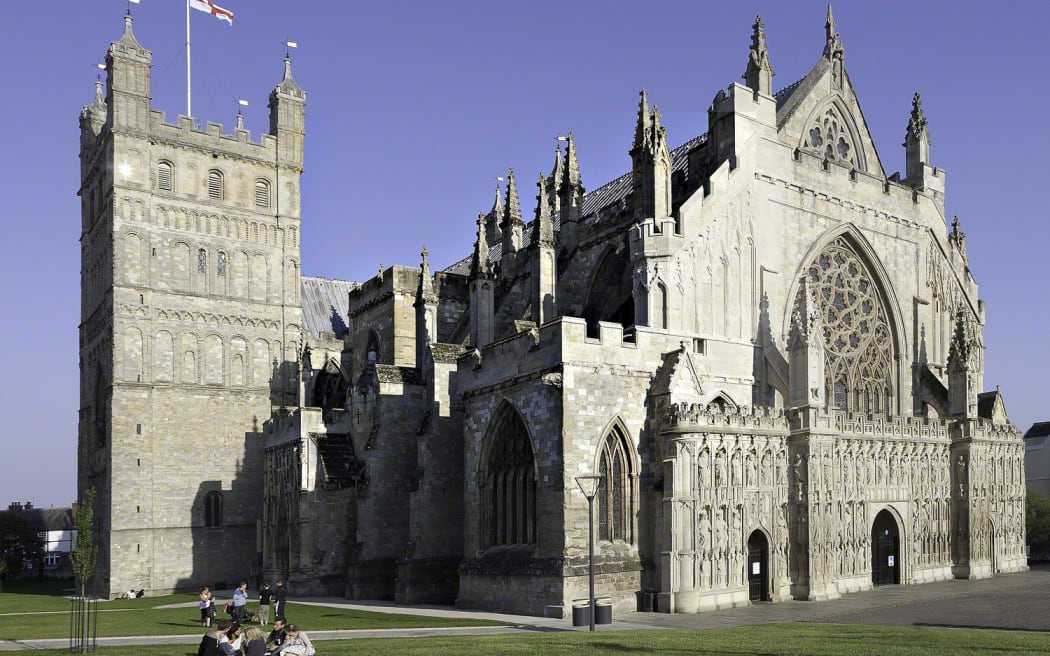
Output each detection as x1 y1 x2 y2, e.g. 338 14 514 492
561 131 582 194
947 307 972 373
744 14 775 94
236 110 244 130
417 245 437 304
378 264 384 277
949 215 967 260
904 91 930 146
824 4 844 60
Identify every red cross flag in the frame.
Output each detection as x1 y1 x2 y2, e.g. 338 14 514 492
189 0 233 25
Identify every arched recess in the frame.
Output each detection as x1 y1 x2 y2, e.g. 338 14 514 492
594 417 638 544
582 244 634 338
784 224 908 415
871 507 903 585
477 400 537 550
365 329 383 365
311 358 348 413
746 529 770 601
797 95 868 172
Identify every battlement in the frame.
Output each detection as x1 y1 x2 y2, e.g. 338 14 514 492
790 407 951 442
954 417 1023 443
664 401 789 433
148 110 279 161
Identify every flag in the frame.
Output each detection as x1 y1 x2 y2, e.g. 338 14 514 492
190 0 233 25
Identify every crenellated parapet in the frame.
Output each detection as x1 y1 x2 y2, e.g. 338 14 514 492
664 402 788 433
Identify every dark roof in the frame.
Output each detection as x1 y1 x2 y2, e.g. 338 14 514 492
977 390 1000 421
313 434 358 489
301 276 357 339
1025 421 1050 439
774 77 805 110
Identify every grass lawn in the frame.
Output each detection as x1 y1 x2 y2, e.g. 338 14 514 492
21 623 1050 655
0 594 508 640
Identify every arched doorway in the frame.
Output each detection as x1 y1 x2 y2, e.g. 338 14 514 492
871 509 900 586
747 530 770 601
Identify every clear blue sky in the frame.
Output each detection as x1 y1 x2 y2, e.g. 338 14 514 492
1 1 1046 507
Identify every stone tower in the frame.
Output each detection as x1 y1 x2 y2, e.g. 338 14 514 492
77 15 305 596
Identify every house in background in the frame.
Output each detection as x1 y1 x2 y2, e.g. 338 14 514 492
6 502 77 578
1024 422 1050 495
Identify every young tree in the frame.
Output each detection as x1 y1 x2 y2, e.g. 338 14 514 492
69 488 96 598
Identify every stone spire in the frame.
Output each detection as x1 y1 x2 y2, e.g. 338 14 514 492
823 5 844 61
470 214 492 279
414 246 438 370
547 145 564 215
788 278 826 409
485 181 504 246
632 89 652 153
558 132 585 251
500 169 524 274
416 246 438 305
80 78 108 134
532 173 554 248
904 91 931 180
743 15 775 95
947 307 980 417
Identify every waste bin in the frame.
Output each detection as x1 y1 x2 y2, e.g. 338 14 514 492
571 599 590 627
636 589 654 612
595 597 612 625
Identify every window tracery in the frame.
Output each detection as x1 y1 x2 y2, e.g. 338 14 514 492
799 237 894 412
597 425 634 543
802 105 858 168
482 406 536 549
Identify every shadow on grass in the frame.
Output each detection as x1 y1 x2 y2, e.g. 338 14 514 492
913 623 1047 633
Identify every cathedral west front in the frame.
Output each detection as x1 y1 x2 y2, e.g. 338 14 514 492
79 9 1027 617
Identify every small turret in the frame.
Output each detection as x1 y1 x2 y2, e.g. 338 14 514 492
500 169 524 275
742 15 775 96
547 146 564 215
904 91 931 181
470 214 493 279
80 78 108 137
268 56 306 170
557 133 584 251
630 91 672 224
105 14 152 132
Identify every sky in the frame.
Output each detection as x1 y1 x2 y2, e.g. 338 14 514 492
1 1 1047 508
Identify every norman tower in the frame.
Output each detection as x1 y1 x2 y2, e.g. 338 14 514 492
78 15 305 595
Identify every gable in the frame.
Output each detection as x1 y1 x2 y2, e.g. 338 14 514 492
777 58 886 179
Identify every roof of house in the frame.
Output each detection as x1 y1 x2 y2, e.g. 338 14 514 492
1025 421 1050 440
301 276 357 339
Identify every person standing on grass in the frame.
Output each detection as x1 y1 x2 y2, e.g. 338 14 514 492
273 581 287 619
199 586 216 627
240 626 267 656
232 581 249 624
266 617 287 653
258 582 273 626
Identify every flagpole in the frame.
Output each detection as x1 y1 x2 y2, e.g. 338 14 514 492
186 0 191 117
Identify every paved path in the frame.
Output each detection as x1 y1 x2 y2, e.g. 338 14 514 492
3 567 1048 649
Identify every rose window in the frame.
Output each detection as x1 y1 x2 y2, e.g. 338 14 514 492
798 237 893 412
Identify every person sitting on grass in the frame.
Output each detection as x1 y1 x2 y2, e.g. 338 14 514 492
197 620 229 656
266 617 287 653
274 624 313 656
217 623 242 656
199 586 215 627
241 626 267 656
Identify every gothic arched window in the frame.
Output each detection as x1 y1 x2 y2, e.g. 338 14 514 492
481 405 536 549
597 424 634 543
797 236 894 413
204 491 223 528
255 179 271 208
198 248 207 273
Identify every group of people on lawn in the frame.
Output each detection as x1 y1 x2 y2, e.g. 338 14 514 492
198 582 309 655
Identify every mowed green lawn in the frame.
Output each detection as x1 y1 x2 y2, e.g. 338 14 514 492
19 623 1050 655
0 591 507 640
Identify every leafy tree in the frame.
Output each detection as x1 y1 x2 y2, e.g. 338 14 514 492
0 508 45 585
69 487 97 598
1026 488 1050 545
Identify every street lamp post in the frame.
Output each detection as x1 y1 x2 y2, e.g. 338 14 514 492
575 474 603 632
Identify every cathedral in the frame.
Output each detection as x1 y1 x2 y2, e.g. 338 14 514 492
79 9 1027 616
